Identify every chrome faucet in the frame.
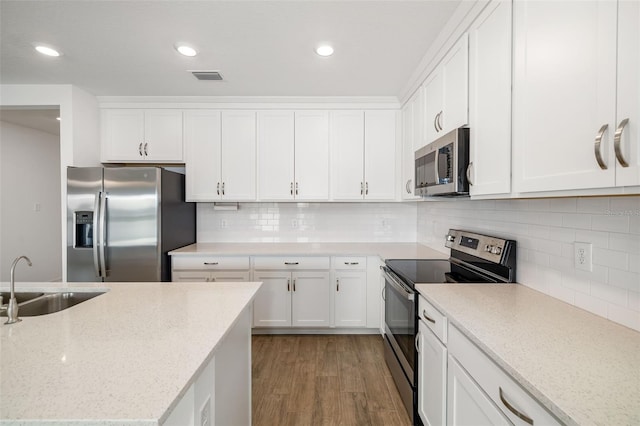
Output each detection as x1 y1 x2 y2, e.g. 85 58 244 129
5 255 32 324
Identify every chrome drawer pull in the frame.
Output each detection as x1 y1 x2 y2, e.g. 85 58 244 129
422 310 436 324
284 262 299 265
344 262 359 265
594 124 608 170
614 118 630 167
204 262 219 265
499 387 534 425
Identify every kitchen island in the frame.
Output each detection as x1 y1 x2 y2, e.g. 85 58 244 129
0 281 262 425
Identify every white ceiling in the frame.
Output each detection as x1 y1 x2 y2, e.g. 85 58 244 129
0 0 460 98
0 108 61 136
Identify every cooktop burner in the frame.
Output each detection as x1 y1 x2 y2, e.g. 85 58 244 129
385 258 496 288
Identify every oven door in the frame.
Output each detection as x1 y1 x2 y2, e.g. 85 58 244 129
382 267 416 385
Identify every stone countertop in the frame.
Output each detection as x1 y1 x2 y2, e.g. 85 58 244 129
0 281 262 425
169 242 448 261
415 284 640 426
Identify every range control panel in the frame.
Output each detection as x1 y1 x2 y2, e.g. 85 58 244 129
445 229 514 265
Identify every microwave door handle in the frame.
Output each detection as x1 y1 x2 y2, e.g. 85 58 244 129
92 192 101 278
434 148 440 184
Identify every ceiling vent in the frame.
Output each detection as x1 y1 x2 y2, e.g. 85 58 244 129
191 71 223 81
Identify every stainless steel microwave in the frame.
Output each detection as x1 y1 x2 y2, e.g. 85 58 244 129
415 128 470 197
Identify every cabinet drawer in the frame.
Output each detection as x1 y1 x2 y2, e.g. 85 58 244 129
253 256 330 270
172 256 250 270
448 324 561 426
418 295 447 344
331 256 367 269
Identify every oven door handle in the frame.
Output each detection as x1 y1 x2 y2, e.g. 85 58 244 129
381 267 415 301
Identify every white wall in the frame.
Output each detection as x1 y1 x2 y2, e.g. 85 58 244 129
417 196 640 332
197 202 417 243
0 121 62 281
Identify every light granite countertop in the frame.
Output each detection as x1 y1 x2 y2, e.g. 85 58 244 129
415 283 640 426
0 281 262 425
169 242 448 261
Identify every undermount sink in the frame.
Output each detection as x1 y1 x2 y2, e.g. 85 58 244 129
0 292 44 304
0 291 104 317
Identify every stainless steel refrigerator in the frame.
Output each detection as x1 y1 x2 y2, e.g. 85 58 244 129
67 167 196 282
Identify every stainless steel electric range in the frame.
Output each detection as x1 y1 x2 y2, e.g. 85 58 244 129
381 229 517 425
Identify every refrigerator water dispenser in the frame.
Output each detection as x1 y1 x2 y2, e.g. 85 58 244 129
74 211 94 249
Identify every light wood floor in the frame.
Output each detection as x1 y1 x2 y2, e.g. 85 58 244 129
252 334 413 426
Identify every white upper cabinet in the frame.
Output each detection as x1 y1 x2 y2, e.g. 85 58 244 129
615 0 640 187
424 34 469 145
468 0 512 196
330 110 397 200
257 111 295 200
400 87 425 200
295 111 330 200
184 110 222 201
101 109 183 163
184 110 256 201
221 111 257 200
512 1 618 193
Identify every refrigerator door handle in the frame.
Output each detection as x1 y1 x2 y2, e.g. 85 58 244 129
93 192 102 278
98 191 108 278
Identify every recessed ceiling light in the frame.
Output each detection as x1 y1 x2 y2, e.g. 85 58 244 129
315 45 334 57
34 44 61 57
175 44 198 57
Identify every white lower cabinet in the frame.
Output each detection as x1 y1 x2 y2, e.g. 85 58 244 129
252 257 331 328
447 355 510 426
418 319 447 426
332 257 367 328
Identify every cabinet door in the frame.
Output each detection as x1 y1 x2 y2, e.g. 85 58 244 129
184 110 222 201
512 0 617 192
144 110 183 161
447 355 510 426
364 110 397 200
441 33 469 134
101 109 145 161
221 111 257 200
252 271 292 327
257 111 295 200
330 111 365 200
291 271 330 327
334 271 367 327
418 321 447 426
172 270 212 282
424 72 444 145
615 0 640 186
401 99 416 199
468 0 512 196
295 111 330 200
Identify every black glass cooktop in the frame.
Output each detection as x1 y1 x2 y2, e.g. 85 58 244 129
385 259 495 288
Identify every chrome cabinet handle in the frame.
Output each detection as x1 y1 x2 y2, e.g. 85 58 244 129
138 143 143 156
433 113 439 132
217 182 220 195
295 182 298 195
405 179 410 194
284 262 299 265
204 262 219 265
466 162 474 185
344 262 359 265
381 286 386 301
336 279 339 292
594 124 609 170
290 182 293 195
415 331 421 353
437 111 443 131
614 118 630 167
360 182 364 195
143 142 148 156
422 310 436 324
365 182 369 195
293 279 296 292
222 182 225 195
499 387 534 425
287 279 290 292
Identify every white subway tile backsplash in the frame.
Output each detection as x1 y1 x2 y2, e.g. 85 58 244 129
417 195 640 331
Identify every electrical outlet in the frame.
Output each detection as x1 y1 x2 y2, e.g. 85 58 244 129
200 395 211 426
291 219 298 229
220 219 228 229
574 242 592 272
